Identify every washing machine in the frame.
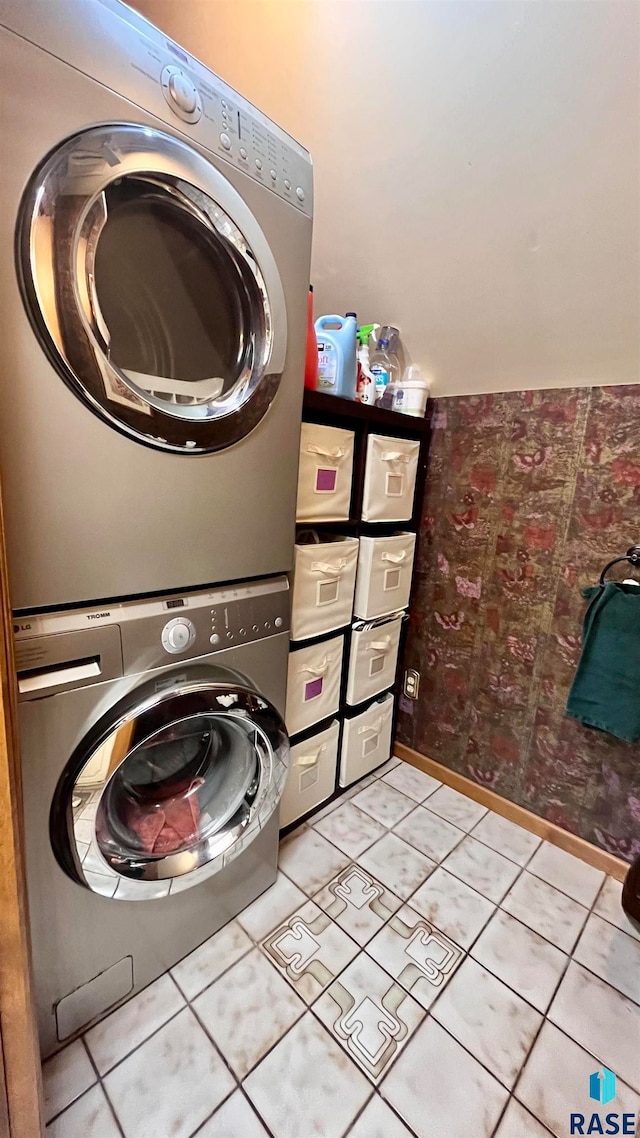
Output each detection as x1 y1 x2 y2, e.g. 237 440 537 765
0 0 313 612
15 575 290 1056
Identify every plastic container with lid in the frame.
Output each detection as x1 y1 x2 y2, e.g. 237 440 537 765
391 365 430 418
315 313 358 399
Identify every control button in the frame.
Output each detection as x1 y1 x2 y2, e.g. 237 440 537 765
284 179 291 190
255 158 263 170
220 133 231 150
221 99 227 108
161 617 196 655
239 627 246 636
210 633 221 646
226 631 234 640
274 616 283 628
168 71 198 114
252 624 260 633
270 169 277 181
296 187 305 202
264 621 272 630
239 147 248 160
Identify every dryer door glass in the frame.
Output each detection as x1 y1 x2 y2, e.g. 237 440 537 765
18 124 287 453
51 675 289 900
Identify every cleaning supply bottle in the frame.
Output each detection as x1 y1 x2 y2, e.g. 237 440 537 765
355 323 376 405
371 325 400 404
315 313 358 399
304 286 319 390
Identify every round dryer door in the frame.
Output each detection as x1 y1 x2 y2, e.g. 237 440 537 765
50 667 289 900
17 124 287 453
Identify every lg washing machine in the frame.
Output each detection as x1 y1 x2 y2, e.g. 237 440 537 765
15 575 290 1056
0 0 313 610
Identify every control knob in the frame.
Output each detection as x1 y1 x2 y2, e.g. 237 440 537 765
161 617 196 654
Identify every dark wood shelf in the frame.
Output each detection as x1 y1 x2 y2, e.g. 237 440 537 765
303 388 430 437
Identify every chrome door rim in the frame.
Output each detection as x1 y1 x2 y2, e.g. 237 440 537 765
50 672 289 900
17 123 287 453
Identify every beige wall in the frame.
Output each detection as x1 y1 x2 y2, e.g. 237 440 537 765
134 0 639 396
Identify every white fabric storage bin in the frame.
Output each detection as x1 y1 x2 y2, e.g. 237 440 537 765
346 615 403 706
296 423 355 522
280 720 340 828
339 692 395 786
286 634 344 737
361 434 420 522
354 532 417 619
291 534 359 641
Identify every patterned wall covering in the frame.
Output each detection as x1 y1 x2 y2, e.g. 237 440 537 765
396 386 640 862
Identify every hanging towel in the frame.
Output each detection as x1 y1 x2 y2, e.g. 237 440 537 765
566 581 640 742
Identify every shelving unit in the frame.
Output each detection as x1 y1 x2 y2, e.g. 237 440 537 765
281 389 430 835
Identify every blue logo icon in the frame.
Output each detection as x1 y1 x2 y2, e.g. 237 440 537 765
590 1067 617 1105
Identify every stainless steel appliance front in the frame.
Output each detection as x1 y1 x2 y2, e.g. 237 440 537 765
0 0 313 608
16 576 290 1054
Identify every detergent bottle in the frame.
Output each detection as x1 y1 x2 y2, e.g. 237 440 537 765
315 313 358 399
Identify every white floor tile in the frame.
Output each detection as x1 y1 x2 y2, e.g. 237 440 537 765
548 960 640 1092
593 876 640 941
373 756 402 778
410 867 495 949
349 1095 415 1138
381 1016 508 1138
394 805 465 862
471 909 567 1013
516 1019 640 1137
470 812 541 866
351 780 416 827
244 1012 371 1138
366 903 464 1010
359 832 436 900
84 973 184 1075
194 1090 269 1138
382 764 441 803
493 1097 552 1138
572 912 640 1004
501 871 589 953
526 842 604 907
261 899 359 1003
315 952 425 1083
42 1039 96 1124
171 918 252 1001
314 801 387 858
431 956 542 1088
442 835 521 903
46 1085 120 1138
314 863 402 946
424 785 488 831
193 947 304 1078
103 1007 234 1138
278 827 350 895
236 871 306 942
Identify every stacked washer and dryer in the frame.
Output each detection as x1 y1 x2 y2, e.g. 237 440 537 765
0 0 312 1055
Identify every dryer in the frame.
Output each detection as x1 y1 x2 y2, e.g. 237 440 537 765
0 0 313 611
15 575 290 1056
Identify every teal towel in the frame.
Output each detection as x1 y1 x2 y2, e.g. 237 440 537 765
566 581 640 743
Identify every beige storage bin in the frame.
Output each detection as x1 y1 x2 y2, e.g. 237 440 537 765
339 692 394 786
280 720 340 828
296 423 355 522
286 634 344 737
354 532 417 620
346 614 403 706
291 534 359 641
361 434 420 522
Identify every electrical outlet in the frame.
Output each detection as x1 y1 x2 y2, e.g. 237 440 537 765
403 669 420 699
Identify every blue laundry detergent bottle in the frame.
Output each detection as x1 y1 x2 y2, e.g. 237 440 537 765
315 313 358 399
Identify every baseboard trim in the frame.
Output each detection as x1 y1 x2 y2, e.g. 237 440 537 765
394 742 628 883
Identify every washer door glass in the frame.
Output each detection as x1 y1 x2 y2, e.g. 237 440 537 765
18 124 287 453
51 672 289 900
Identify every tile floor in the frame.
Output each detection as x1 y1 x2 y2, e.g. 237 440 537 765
43 756 640 1138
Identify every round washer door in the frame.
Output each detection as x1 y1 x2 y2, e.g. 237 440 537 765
50 666 289 901
18 123 287 453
